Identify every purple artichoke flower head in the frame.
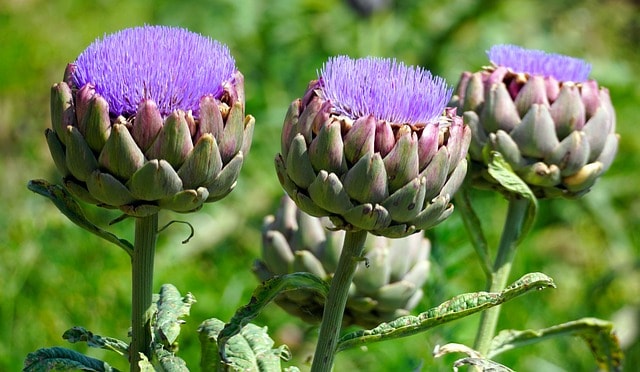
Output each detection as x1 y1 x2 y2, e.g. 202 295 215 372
47 26 255 216
487 44 591 83
318 56 452 126
72 25 236 118
450 44 618 198
276 56 470 238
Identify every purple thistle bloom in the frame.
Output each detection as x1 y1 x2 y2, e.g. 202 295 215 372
487 44 591 82
318 56 452 126
72 25 236 117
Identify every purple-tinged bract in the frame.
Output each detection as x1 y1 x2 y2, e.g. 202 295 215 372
319 56 452 126
488 44 591 83
46 26 254 216
276 56 470 238
73 25 236 117
450 45 617 198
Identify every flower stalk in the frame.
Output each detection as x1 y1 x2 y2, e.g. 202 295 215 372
473 196 530 356
311 229 368 372
130 214 158 370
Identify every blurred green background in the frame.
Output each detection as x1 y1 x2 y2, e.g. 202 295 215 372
2 0 639 370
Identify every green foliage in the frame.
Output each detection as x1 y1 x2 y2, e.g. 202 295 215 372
2 0 639 370
486 151 538 244
217 273 329 357
154 284 197 347
23 347 119 372
336 272 555 352
489 318 623 371
63 327 129 357
198 318 296 372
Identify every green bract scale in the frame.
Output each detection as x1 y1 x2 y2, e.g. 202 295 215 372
254 196 430 328
450 45 618 198
46 26 254 216
275 56 471 238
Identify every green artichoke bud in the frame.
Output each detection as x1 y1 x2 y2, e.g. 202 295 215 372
46 26 254 216
254 195 431 328
275 56 471 238
450 45 618 198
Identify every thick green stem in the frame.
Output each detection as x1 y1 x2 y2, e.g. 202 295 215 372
130 214 158 371
311 230 368 372
474 197 529 356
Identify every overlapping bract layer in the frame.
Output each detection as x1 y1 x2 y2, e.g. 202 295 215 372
451 50 618 198
276 58 470 238
46 27 254 216
254 196 431 328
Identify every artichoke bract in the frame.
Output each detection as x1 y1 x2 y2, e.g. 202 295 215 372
47 26 254 216
275 56 471 238
450 44 618 198
254 196 430 328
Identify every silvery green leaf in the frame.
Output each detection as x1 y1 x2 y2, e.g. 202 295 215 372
23 346 119 372
453 357 514 372
486 151 538 244
62 326 129 357
432 343 514 372
217 272 329 359
27 179 133 257
488 317 623 371
152 347 189 372
336 272 555 352
155 284 196 346
199 318 295 372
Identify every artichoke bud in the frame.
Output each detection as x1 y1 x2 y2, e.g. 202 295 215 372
255 195 431 328
276 56 470 237
45 26 253 215
451 44 618 198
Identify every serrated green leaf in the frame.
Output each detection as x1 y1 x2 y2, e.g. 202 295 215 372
152 347 189 372
198 318 294 372
63 326 129 357
486 152 538 244
453 357 514 372
217 272 329 361
337 272 555 352
27 179 133 257
23 346 119 372
155 284 196 346
488 317 623 371
137 353 156 372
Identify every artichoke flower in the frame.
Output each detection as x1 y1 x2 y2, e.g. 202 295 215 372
47 26 254 216
254 196 430 328
450 44 618 198
275 56 471 238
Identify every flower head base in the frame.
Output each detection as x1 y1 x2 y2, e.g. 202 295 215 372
319 56 452 125
276 56 470 238
450 45 617 198
488 44 591 82
254 196 431 328
46 26 254 215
